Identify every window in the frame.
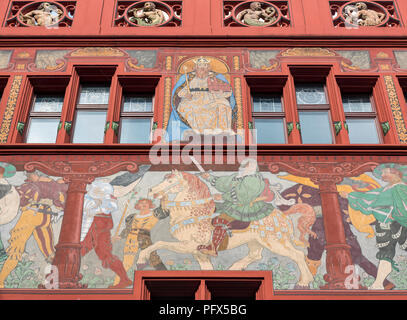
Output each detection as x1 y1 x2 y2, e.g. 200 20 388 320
116 76 159 144
342 93 380 144
25 94 64 143
119 94 154 143
133 271 272 300
251 94 285 144
295 83 333 144
72 83 110 143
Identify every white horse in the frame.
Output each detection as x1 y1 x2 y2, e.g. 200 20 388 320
137 170 316 287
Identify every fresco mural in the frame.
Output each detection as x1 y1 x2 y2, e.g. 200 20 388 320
166 56 237 142
1 159 407 291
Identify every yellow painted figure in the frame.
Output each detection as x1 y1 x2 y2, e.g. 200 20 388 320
0 173 67 288
113 198 166 285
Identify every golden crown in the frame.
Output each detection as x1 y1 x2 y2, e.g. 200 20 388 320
193 56 210 66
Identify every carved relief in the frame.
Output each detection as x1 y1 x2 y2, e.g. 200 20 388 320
5 1 76 27
224 0 290 27
114 1 182 27
330 1 400 28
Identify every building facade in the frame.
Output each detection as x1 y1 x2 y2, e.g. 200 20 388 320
0 0 407 300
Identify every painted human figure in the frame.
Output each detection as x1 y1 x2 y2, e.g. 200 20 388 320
19 2 63 27
0 171 67 288
235 2 277 26
278 182 395 290
80 180 133 289
129 2 166 26
197 158 277 256
0 163 19 262
341 163 407 289
112 198 166 285
166 57 236 141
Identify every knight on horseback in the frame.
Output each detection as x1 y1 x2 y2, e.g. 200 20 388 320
197 158 293 257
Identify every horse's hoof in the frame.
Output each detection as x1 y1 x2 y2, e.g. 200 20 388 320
136 263 148 270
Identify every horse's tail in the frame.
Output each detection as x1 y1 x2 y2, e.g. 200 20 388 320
283 203 317 247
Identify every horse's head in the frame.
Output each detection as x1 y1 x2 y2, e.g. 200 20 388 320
148 169 188 199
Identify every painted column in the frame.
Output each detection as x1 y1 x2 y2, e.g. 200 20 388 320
53 178 90 288
269 159 377 290
317 179 353 289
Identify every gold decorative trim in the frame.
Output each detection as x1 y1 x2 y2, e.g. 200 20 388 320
341 61 360 70
281 48 336 57
233 56 240 71
0 75 23 143
379 64 390 71
377 52 389 59
17 52 30 59
234 77 243 130
163 77 172 129
127 59 145 70
261 61 279 71
166 56 172 71
384 75 407 143
46 61 65 71
70 47 126 57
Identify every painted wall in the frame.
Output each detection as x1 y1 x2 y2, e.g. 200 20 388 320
0 155 406 293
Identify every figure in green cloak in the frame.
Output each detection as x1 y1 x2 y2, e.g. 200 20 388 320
342 163 407 289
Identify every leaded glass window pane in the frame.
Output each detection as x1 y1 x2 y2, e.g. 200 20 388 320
252 94 282 112
32 95 64 112
78 85 110 105
253 118 285 144
72 110 107 143
342 94 372 112
123 95 153 112
299 111 332 144
120 118 151 143
295 84 327 105
26 118 59 143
